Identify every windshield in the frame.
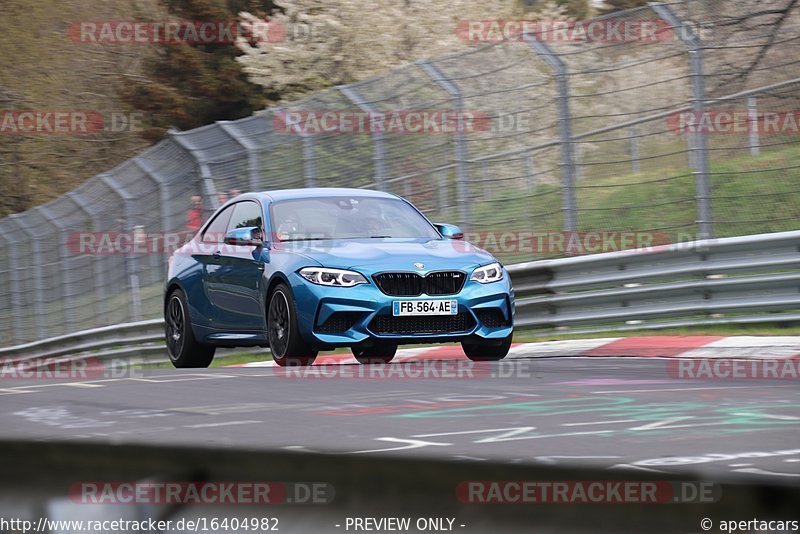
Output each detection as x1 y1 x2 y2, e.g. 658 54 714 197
270 196 440 241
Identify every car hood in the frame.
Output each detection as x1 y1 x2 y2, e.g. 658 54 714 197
275 238 496 273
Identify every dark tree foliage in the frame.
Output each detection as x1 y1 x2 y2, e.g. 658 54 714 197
125 0 277 141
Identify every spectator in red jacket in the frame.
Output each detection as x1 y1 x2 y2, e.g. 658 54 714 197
186 195 203 232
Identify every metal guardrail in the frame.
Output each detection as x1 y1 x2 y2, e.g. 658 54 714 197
0 319 166 365
509 229 800 334
3 230 799 362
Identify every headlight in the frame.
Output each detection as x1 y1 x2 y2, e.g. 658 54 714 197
300 267 368 287
470 262 504 284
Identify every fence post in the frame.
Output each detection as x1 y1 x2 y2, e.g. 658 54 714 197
651 3 713 239
524 35 578 233
218 121 262 191
0 222 25 344
134 156 172 232
338 85 388 192
38 205 75 334
8 213 46 340
418 60 472 230
168 130 220 213
68 191 108 323
100 173 141 322
302 134 317 188
629 126 641 173
747 96 760 156
525 152 537 192
436 170 450 218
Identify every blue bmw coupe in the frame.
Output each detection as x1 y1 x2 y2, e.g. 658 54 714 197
165 188 514 367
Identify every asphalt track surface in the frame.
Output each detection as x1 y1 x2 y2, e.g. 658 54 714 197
1 350 799 481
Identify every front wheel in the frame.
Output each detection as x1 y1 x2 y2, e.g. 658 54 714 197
352 344 397 364
267 284 317 367
461 333 512 361
165 288 215 368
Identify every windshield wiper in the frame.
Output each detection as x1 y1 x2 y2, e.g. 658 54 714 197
279 237 332 242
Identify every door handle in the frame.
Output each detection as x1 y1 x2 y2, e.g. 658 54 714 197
213 251 221 258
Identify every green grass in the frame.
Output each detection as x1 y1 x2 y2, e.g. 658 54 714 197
467 143 800 264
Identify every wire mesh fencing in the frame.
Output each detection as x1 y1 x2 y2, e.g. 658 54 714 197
1 0 799 345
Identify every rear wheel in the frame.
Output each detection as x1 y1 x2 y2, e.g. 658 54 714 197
461 333 512 361
165 288 215 368
352 344 397 364
268 284 317 367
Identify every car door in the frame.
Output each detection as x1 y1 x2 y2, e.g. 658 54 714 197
194 204 235 329
205 200 266 331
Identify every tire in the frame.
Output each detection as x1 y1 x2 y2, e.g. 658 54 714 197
352 344 397 364
267 283 317 367
461 333 512 361
165 288 215 368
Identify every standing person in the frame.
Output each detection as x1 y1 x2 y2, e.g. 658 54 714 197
186 195 203 233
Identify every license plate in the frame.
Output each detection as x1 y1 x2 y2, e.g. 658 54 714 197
392 299 458 316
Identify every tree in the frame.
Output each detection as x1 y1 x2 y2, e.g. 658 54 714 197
235 0 575 102
124 0 271 140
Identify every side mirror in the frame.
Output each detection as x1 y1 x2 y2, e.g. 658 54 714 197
224 227 264 247
434 223 464 240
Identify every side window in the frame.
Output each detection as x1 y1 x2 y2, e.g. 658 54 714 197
202 205 234 243
227 201 263 232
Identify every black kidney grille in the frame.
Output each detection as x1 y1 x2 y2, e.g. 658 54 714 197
370 313 475 335
373 272 423 296
425 271 466 295
373 271 465 296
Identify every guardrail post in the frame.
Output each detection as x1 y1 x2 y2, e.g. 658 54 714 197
651 3 713 239
338 85 388 192
418 60 472 230
100 173 141 322
524 35 578 233
8 214 47 340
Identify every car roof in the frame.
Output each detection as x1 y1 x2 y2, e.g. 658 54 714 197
251 188 399 202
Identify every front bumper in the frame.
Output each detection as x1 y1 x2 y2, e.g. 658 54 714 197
289 271 514 348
